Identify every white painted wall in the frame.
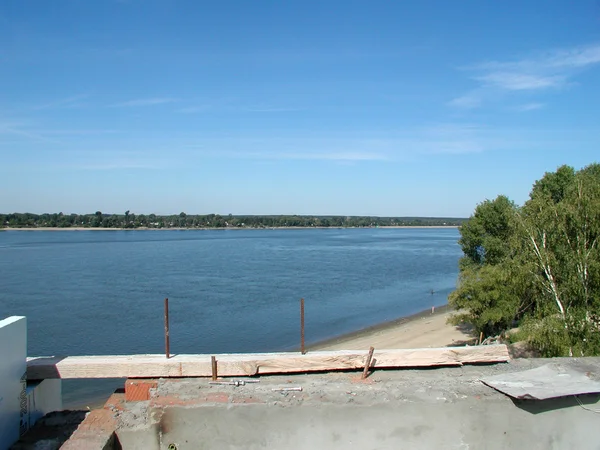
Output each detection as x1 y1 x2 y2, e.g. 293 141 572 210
24 379 62 430
0 316 26 450
0 317 62 449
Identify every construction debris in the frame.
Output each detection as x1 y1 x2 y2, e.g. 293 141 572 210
481 363 600 400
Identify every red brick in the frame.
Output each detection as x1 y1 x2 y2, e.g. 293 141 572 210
125 378 158 402
205 393 230 403
61 408 117 450
150 391 233 408
151 395 187 407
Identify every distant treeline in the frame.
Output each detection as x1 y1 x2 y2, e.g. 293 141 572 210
1 212 466 229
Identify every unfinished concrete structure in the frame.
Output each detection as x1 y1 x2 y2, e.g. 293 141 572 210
4 315 600 449
0 317 61 450
110 359 600 450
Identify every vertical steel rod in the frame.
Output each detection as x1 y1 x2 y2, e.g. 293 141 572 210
300 298 306 355
164 298 170 359
211 356 218 381
362 346 375 379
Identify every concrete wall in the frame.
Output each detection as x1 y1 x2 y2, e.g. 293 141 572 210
118 400 600 450
0 316 62 450
0 316 26 450
25 380 62 430
115 359 600 450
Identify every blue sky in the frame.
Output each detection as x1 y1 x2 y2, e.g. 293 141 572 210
1 1 600 217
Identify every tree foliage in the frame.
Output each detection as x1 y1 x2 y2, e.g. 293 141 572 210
0 213 466 229
450 163 600 356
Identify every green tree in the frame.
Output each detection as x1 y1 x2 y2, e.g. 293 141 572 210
449 196 529 335
456 195 517 268
178 212 187 227
516 164 600 356
93 211 103 227
450 163 600 356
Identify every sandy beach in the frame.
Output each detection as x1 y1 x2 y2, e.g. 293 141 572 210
311 305 474 351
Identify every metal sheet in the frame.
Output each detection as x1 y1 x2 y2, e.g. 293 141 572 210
481 363 600 400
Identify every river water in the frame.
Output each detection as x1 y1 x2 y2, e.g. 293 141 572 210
0 227 461 405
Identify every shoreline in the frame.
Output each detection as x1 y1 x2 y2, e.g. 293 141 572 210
2 225 459 232
309 304 474 351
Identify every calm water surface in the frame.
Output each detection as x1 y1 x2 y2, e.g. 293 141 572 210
0 228 460 405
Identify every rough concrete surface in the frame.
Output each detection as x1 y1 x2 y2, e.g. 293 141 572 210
113 358 600 450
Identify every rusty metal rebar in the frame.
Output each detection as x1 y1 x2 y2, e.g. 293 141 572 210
164 298 170 359
362 346 375 379
211 356 218 381
300 298 306 355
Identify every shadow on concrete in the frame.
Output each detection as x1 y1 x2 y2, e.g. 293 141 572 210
10 410 88 450
511 393 600 415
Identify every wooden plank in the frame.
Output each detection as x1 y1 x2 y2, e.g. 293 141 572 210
27 345 510 380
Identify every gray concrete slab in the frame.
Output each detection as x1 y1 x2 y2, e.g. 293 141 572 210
115 358 600 450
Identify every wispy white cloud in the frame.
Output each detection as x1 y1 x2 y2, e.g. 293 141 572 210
177 105 211 114
0 121 58 143
180 124 527 161
0 120 118 144
176 104 301 114
52 149 171 171
416 123 488 154
225 150 389 161
10 122 568 174
37 129 118 135
545 45 600 68
447 93 481 109
451 43 600 108
110 97 178 107
242 105 301 113
474 44 600 72
474 73 564 91
514 103 545 112
72 161 163 170
32 94 89 111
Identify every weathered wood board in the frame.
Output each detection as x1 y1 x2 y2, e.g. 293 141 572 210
27 345 510 380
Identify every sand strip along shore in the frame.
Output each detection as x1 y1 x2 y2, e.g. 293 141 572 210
310 305 474 351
